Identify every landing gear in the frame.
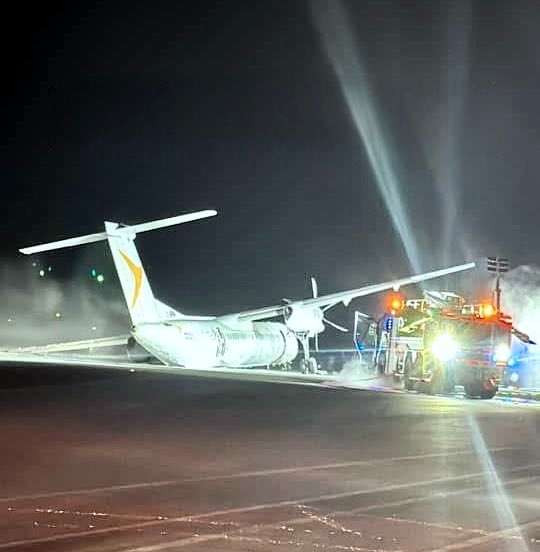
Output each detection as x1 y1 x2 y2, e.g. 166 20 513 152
301 357 318 374
126 337 134 360
298 333 318 374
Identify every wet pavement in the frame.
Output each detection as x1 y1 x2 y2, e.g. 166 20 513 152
0 364 538 551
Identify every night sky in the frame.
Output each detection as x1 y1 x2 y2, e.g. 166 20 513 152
4 1 540 326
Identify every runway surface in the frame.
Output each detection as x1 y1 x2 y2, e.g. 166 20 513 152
0 364 538 551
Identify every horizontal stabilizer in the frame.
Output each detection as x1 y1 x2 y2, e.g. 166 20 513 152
12 335 129 354
19 210 217 255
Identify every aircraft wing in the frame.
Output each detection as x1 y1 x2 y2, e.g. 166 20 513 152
234 262 476 322
0 351 341 386
6 335 130 354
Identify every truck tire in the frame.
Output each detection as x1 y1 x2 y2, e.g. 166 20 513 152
425 376 440 395
443 367 456 394
403 354 415 391
479 387 497 399
404 378 415 391
464 383 480 398
425 361 445 395
465 382 498 399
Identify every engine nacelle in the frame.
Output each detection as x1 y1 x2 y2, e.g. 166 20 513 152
284 305 325 336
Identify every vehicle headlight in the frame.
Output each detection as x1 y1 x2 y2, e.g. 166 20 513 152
431 334 459 362
494 343 511 363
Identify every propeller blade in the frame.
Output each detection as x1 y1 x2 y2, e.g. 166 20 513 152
323 317 349 333
311 276 318 299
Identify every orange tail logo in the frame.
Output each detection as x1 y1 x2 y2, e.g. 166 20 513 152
119 251 143 308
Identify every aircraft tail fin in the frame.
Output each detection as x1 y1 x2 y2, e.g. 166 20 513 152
104 220 160 325
19 210 217 326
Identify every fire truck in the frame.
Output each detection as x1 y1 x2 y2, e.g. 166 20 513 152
355 291 532 399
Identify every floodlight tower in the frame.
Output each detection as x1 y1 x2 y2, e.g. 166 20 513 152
487 257 509 311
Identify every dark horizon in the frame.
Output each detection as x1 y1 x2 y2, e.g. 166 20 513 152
4 1 540 327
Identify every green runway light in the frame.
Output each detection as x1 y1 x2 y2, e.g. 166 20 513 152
96 274 105 283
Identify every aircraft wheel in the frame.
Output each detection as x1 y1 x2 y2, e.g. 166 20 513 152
126 337 136 361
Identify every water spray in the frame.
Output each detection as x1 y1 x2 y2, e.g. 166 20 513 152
311 0 422 273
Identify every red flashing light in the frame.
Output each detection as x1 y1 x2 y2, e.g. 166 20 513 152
480 303 496 318
387 292 405 315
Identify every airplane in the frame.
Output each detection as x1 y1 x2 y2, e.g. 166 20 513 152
17 210 476 374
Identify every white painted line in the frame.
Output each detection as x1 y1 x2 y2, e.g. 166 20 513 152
122 533 378 552
181 462 540 521
121 473 540 552
0 446 517 503
1 463 538 550
8 507 159 522
0 519 190 550
345 474 540 515
427 519 540 551
120 474 540 552
120 533 229 552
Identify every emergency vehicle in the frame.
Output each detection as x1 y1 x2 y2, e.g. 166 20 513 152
355 291 533 399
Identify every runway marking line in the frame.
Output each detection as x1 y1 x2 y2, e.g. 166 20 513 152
119 474 540 552
9 507 159 522
123 534 378 552
1 462 538 550
117 474 540 552
426 519 540 551
170 462 540 521
344 474 540 516
0 446 518 503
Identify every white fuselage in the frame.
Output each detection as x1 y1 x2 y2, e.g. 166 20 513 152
132 319 298 368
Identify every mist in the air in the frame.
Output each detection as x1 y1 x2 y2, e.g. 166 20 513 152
501 265 540 345
0 262 128 347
